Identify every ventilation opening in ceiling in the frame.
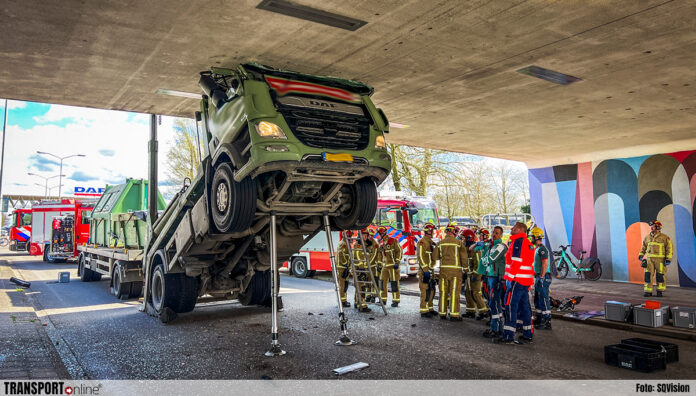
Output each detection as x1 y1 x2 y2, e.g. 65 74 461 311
517 65 582 85
257 0 367 31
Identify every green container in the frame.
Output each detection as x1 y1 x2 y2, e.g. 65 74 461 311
89 179 166 249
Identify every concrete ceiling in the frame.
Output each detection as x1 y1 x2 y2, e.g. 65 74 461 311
2 0 695 167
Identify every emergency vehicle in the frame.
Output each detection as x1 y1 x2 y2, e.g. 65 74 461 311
372 194 441 276
9 208 32 252
29 199 95 261
284 196 441 277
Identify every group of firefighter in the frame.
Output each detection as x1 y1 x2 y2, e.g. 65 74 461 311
335 222 554 344
335 218 673 344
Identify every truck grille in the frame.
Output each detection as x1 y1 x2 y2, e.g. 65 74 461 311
277 103 371 151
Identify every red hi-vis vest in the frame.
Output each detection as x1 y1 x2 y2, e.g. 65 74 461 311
504 233 536 286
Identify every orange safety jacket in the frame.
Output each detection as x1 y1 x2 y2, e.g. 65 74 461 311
503 233 536 286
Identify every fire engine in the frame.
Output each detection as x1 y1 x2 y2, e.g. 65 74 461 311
372 194 441 276
285 195 441 277
9 208 32 252
29 199 95 261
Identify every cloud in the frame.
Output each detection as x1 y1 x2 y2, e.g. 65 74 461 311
7 100 26 110
69 171 97 182
29 153 61 167
99 149 116 157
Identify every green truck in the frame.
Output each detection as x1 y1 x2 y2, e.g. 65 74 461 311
78 63 391 336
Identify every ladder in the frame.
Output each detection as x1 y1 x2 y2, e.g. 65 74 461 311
344 231 387 315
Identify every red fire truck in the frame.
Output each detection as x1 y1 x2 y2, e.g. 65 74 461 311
285 195 441 277
372 194 441 276
28 199 95 261
9 208 32 252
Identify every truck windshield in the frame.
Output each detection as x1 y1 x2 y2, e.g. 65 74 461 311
20 213 31 226
375 208 403 229
410 208 438 230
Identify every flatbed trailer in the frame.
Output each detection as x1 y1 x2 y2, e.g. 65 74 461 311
77 244 145 299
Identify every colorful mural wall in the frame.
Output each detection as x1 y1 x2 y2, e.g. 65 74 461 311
529 150 696 288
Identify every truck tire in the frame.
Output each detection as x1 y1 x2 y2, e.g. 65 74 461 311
238 270 271 306
331 179 378 230
211 163 256 233
111 263 132 300
291 257 308 278
129 281 144 299
150 263 199 315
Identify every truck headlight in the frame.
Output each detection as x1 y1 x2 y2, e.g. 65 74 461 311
255 121 286 139
375 135 386 149
408 258 417 264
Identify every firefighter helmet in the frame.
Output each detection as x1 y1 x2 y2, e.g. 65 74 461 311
479 228 490 239
377 226 388 235
649 220 662 230
360 227 370 235
445 224 457 234
423 223 435 233
461 229 475 242
530 227 545 240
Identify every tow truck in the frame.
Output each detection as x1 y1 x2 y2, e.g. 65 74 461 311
77 63 391 353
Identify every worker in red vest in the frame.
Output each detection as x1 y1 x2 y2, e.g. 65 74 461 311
495 222 536 345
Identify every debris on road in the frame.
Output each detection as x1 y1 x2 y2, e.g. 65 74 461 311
333 362 369 376
10 277 30 288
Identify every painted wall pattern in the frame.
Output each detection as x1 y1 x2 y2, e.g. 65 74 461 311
529 150 696 288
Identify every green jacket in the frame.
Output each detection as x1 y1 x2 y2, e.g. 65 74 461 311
482 239 507 278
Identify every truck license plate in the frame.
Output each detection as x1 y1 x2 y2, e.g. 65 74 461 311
322 153 354 162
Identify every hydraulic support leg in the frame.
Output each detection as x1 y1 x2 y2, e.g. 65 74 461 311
323 214 356 346
265 212 286 357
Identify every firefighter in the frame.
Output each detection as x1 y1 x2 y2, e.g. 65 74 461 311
474 228 491 314
481 226 507 338
377 226 403 307
495 222 535 344
433 224 467 321
463 229 488 319
353 230 376 313
364 228 380 303
417 223 437 317
531 227 552 330
336 230 353 307
639 220 673 297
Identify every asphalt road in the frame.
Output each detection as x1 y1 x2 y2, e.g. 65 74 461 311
2 252 695 380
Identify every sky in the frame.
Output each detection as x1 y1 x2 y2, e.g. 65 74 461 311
0 99 182 202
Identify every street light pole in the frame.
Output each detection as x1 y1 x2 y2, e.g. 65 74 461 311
28 173 63 199
0 99 8 214
35 152 85 200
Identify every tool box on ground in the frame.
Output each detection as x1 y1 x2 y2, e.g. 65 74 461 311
604 301 632 322
604 343 667 372
633 303 670 327
621 338 679 363
59 272 70 283
670 306 696 329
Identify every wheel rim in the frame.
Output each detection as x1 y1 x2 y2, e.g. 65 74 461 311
216 182 229 213
295 260 306 276
152 270 164 311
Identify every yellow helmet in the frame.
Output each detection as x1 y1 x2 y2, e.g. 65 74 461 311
530 227 544 240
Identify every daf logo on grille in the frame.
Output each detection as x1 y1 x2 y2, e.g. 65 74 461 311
308 100 337 108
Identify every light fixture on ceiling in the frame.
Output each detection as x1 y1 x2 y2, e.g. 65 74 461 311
517 65 581 85
155 88 201 99
257 0 367 31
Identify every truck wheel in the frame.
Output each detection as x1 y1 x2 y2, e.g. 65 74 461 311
211 163 256 233
129 281 144 299
238 270 271 306
331 179 377 230
79 256 93 282
291 257 308 278
111 263 132 300
150 263 199 315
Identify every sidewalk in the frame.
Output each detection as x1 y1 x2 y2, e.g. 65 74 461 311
0 258 70 379
309 271 696 341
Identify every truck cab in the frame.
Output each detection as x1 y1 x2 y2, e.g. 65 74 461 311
373 195 441 276
9 208 32 252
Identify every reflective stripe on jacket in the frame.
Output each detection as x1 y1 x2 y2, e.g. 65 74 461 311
504 233 535 286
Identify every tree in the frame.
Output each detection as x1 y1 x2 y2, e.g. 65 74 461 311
166 119 201 184
388 145 457 196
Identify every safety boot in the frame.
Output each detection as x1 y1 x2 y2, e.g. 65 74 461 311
421 311 433 318
644 292 652 297
342 301 351 308
482 329 499 338
391 301 399 307
493 337 515 345
515 335 534 345
656 291 663 297
475 311 489 321
463 312 475 318
440 315 448 320
540 318 552 330
449 316 463 322
532 316 542 326
358 306 372 313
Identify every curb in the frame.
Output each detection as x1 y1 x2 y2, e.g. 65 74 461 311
551 311 696 342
